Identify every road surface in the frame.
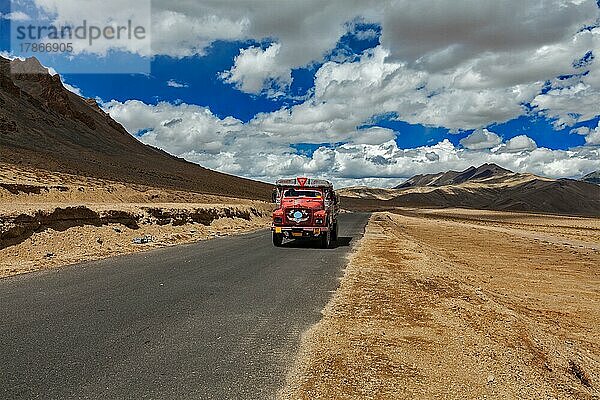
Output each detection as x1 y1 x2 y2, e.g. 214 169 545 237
0 213 370 400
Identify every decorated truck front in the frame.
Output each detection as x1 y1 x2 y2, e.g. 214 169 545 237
271 177 339 248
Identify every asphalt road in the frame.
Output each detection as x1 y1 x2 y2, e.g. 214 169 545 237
0 212 370 400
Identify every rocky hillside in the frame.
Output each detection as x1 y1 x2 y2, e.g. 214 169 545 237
0 56 272 201
395 163 515 189
340 164 600 216
581 170 600 185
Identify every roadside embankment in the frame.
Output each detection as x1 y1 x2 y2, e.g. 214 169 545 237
0 203 272 278
0 163 273 278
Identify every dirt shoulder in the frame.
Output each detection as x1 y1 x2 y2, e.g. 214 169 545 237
0 163 273 278
281 210 600 399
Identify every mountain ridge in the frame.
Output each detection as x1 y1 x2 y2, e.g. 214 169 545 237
581 170 600 185
0 56 272 201
339 164 600 216
394 163 523 189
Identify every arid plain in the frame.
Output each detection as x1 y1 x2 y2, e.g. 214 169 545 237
281 209 600 399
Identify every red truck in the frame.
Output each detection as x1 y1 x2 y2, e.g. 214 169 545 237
271 177 340 248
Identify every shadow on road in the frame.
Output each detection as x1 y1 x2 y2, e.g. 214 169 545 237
280 236 353 249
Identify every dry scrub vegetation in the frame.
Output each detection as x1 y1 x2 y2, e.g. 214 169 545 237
281 210 600 399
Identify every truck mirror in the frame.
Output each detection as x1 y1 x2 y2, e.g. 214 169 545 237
271 189 278 203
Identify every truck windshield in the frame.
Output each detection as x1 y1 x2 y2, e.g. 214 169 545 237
283 189 322 198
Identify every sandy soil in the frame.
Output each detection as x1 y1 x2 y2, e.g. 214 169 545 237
0 163 273 278
281 210 600 399
0 204 271 279
0 162 265 206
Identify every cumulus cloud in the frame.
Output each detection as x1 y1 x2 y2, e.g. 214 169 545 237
586 128 600 145
176 137 600 186
106 100 600 186
105 100 245 155
459 129 502 150
241 21 599 132
28 0 363 60
24 0 152 56
351 127 397 145
572 121 600 145
149 10 248 58
220 43 291 95
531 28 600 127
354 28 379 41
35 0 600 184
380 1 596 70
501 135 538 153
248 46 541 132
29 1 599 86
425 152 440 161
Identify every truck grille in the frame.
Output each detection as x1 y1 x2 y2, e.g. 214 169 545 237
285 208 312 225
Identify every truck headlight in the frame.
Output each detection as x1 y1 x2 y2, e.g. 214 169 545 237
274 217 283 224
315 218 324 225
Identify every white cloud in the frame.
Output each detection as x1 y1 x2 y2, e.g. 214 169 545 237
380 1 596 70
29 0 362 61
105 100 245 155
166 79 188 88
586 128 600 145
106 100 600 186
460 129 502 150
220 43 291 95
0 51 17 60
150 10 248 58
573 121 600 145
585 128 600 145
31 0 600 184
18 0 598 132
29 1 599 89
351 127 396 145
248 46 541 133
1 11 31 21
571 126 591 136
354 28 379 41
63 82 83 96
501 135 538 153
26 0 152 57
531 28 600 127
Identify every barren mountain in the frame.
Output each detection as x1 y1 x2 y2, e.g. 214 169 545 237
340 164 600 216
581 170 600 185
395 163 516 189
334 186 397 201
0 56 271 201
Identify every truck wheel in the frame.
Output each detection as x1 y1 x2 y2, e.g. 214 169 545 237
331 222 338 241
273 233 284 247
320 230 331 249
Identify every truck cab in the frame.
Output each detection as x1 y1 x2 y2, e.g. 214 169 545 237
271 177 339 248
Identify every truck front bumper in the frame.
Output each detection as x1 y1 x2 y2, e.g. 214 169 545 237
271 226 328 238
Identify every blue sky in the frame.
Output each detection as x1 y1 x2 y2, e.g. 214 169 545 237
1 0 599 185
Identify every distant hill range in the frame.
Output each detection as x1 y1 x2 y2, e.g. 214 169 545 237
581 170 600 185
394 163 513 189
0 56 271 200
339 164 600 216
